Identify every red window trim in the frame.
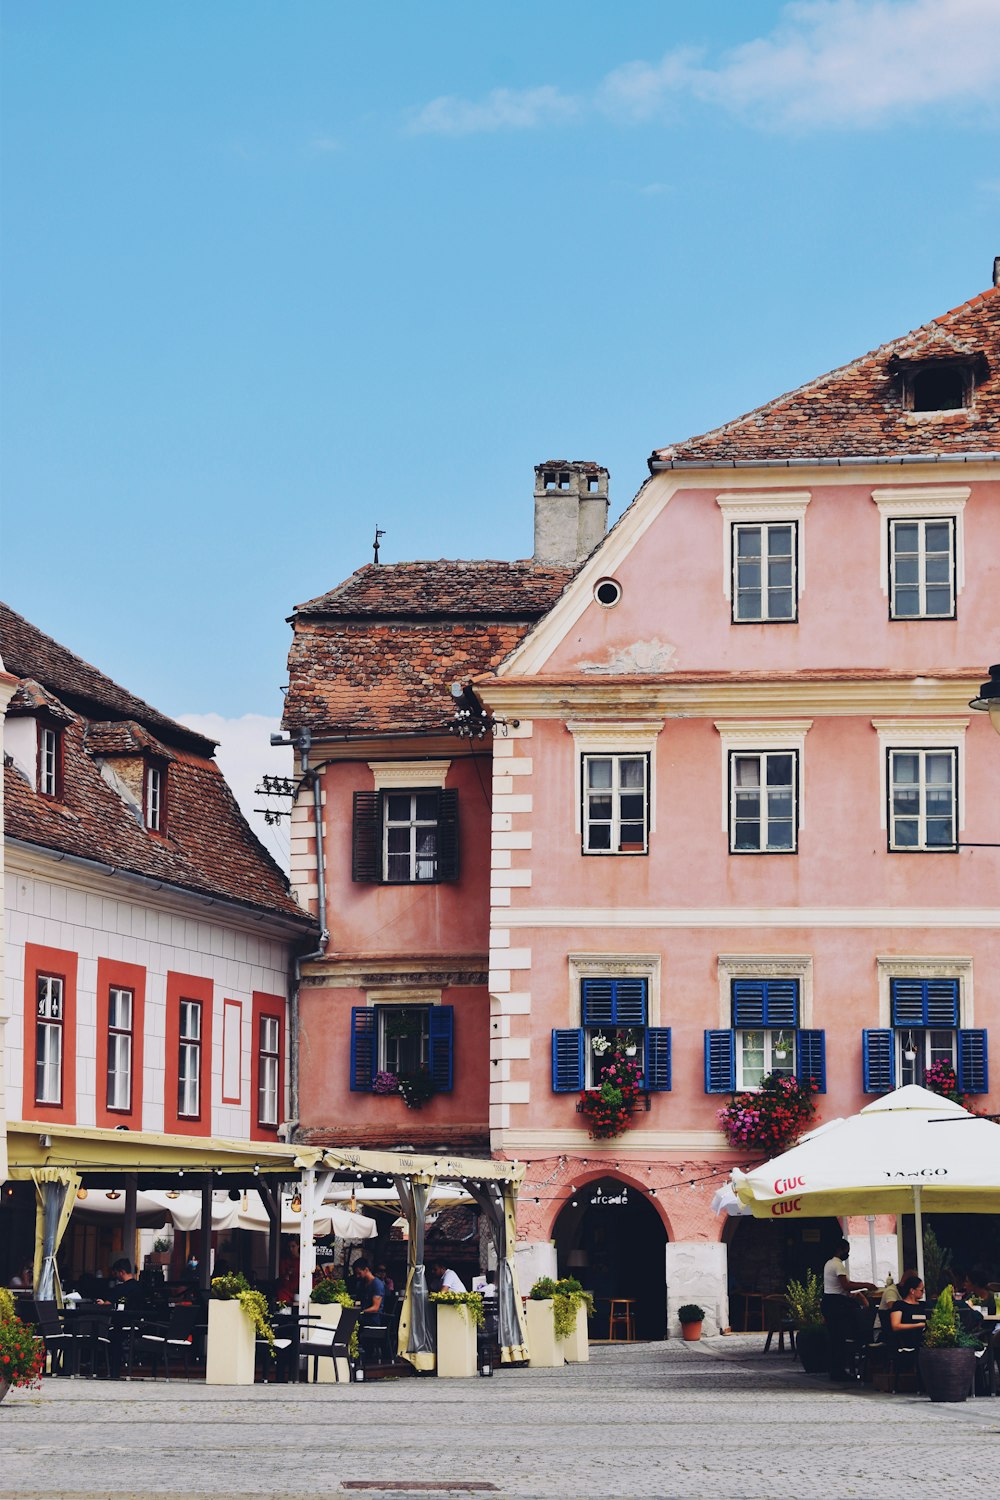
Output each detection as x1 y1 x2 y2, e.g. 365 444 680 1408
164 972 213 1136
95 958 146 1129
23 943 77 1123
250 992 285 1141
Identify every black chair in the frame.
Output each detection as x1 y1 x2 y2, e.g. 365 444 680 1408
29 1299 75 1376
762 1295 796 1355
70 1310 114 1379
136 1304 203 1380
298 1307 361 1383
843 1302 878 1381
878 1308 921 1392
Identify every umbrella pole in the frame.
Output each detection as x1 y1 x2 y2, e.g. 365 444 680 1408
913 1186 924 1283
867 1215 878 1283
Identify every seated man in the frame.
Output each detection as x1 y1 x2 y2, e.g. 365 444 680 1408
353 1260 386 1324
428 1259 466 1294
109 1258 145 1310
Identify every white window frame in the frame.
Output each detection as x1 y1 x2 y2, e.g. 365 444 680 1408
731 521 798 623
107 986 133 1113
257 1014 280 1128
736 1028 797 1091
178 998 202 1119
39 725 59 797
145 765 163 831
382 790 440 883
365 989 441 1077
716 490 810 619
887 515 956 620
715 722 811 855
35 974 64 1105
567 722 663 846
873 486 968 608
581 752 649 855
873 721 967 849
886 746 957 852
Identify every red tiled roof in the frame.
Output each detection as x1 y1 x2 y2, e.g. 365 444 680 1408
296 560 574 618
652 286 1000 466
3 606 310 928
285 561 573 734
0 601 214 754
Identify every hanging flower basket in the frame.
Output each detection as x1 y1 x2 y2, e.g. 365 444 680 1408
718 1071 818 1153
577 1052 646 1139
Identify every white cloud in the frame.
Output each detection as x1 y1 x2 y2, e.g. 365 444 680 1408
179 712 292 873
308 135 343 155
407 84 577 136
410 1 1000 135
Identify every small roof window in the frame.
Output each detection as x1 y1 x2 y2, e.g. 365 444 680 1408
911 366 967 412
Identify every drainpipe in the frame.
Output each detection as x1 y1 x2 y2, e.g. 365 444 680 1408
275 727 329 1134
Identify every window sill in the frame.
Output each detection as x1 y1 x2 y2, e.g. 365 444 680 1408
576 1091 651 1114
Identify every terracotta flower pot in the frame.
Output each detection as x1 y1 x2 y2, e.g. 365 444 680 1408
0 1378 10 1404
681 1321 703 1342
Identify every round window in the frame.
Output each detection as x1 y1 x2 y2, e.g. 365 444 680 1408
594 578 622 608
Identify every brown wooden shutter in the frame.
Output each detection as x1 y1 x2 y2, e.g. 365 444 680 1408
352 791 383 882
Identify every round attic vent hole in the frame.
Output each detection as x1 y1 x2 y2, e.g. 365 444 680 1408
594 578 622 608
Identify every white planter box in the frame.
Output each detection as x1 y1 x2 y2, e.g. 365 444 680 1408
526 1298 564 1368
558 1301 590 1364
436 1302 477 1379
206 1299 256 1385
309 1301 350 1384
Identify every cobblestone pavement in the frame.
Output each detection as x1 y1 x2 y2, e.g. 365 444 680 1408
2 1336 998 1500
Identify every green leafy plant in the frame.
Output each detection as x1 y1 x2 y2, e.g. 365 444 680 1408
152 1237 171 1254
429 1290 485 1329
0 1294 45 1390
785 1269 824 1329
678 1304 706 1325
552 1278 594 1341
529 1276 558 1301
921 1225 952 1300
211 1272 276 1356
923 1284 980 1350
309 1274 358 1355
397 1067 435 1110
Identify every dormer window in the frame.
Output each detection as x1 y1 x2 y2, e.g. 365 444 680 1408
145 763 164 831
891 351 986 414
39 724 60 798
912 366 967 412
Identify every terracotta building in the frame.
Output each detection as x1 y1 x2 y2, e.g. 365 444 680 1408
0 602 315 1275
284 272 1000 1333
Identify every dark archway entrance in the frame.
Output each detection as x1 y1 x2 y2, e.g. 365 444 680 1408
724 1215 843 1329
553 1177 668 1340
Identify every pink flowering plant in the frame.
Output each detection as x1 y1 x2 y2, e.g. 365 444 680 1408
924 1059 975 1110
372 1071 400 1095
578 1047 645 1140
718 1071 818 1152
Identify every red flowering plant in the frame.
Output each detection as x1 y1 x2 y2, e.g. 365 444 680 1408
0 1289 45 1393
718 1071 819 1153
578 1048 645 1140
924 1059 975 1110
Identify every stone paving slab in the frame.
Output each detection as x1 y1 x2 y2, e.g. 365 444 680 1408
2 1336 998 1499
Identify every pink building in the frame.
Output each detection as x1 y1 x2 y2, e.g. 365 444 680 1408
285 273 1000 1333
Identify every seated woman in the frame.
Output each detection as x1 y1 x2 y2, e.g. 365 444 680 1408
888 1275 927 1347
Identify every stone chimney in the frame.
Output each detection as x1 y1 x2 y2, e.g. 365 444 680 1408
533 461 609 566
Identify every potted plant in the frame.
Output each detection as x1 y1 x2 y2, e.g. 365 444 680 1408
919 1284 979 1402
785 1270 828 1374
206 1272 275 1385
578 1045 645 1139
372 1070 400 1096
0 1289 45 1401
525 1276 564 1368
310 1273 358 1382
430 1290 484 1378
552 1277 594 1363
678 1303 706 1341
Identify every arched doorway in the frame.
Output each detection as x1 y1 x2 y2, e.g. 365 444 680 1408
553 1176 668 1340
724 1215 842 1330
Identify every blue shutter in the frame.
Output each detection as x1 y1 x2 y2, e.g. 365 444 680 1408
581 977 648 1027
732 980 766 1028
957 1029 988 1095
704 1030 735 1093
926 979 960 1027
732 978 799 1027
645 1028 672 1091
891 978 959 1027
552 1029 585 1092
796 1029 826 1093
863 1029 895 1094
428 1005 454 1092
350 1007 376 1091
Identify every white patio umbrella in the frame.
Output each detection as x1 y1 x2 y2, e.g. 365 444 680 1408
711 1183 751 1217
237 1191 377 1242
731 1085 1000 1281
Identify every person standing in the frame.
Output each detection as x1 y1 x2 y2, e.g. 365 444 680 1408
822 1238 877 1380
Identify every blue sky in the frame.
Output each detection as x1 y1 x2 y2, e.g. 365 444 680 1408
3 1 999 859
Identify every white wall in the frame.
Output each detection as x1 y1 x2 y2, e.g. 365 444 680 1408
4 855 291 1138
